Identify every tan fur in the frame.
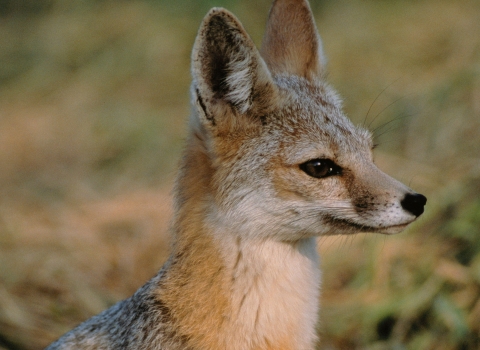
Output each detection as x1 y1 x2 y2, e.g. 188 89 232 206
157 135 231 349
47 1 426 349
261 0 325 80
156 133 320 349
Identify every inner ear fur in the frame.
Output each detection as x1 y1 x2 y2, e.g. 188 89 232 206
260 0 326 80
192 8 278 127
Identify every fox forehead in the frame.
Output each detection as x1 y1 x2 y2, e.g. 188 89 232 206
260 76 374 164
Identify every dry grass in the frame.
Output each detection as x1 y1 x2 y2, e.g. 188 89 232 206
0 0 479 349
0 188 172 348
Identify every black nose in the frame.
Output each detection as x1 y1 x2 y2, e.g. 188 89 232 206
401 193 427 217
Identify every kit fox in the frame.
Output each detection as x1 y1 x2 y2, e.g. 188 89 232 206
47 0 426 349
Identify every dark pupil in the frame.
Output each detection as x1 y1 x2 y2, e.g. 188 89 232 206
307 160 330 177
300 159 339 179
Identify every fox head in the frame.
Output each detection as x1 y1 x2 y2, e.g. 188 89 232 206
184 0 426 241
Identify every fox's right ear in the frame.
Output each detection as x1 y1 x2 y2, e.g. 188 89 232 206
191 8 277 129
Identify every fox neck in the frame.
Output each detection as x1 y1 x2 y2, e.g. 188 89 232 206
160 133 321 350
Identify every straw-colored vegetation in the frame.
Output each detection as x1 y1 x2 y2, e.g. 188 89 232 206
0 0 478 349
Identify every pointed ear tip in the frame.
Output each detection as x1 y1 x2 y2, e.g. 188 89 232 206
270 0 312 10
193 8 233 58
202 7 237 25
205 7 227 17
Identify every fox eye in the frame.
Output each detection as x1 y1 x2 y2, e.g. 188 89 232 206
299 159 342 179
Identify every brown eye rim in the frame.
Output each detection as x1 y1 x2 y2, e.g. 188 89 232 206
299 158 342 179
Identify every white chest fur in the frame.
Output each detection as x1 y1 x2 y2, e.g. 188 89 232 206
216 236 321 349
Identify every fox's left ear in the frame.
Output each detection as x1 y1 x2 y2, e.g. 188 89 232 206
192 8 278 125
260 0 325 80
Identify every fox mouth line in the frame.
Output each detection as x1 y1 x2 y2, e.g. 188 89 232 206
324 215 411 234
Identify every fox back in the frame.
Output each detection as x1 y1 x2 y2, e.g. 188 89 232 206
47 0 426 349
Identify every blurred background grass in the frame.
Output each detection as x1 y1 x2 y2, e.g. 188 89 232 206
0 0 478 349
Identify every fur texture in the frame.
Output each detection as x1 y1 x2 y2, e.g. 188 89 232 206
47 0 426 349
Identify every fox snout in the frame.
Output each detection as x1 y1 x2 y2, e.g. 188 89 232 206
339 161 427 235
